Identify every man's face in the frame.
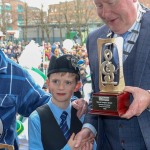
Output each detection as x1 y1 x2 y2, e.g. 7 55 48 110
94 0 137 34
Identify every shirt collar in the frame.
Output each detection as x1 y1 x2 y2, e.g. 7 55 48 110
48 98 72 121
113 3 145 37
128 3 144 32
0 50 8 74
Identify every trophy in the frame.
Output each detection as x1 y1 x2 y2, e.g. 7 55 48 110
90 37 130 116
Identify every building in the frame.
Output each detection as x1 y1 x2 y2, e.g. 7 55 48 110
0 0 42 42
19 0 103 44
19 0 150 44
0 0 150 44
0 0 24 40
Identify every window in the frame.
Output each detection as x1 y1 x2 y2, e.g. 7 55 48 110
6 26 13 30
17 5 23 13
5 3 11 11
18 14 23 24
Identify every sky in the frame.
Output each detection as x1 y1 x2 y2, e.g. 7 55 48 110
20 0 72 10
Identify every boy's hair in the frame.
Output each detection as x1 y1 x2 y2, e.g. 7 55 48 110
47 55 80 80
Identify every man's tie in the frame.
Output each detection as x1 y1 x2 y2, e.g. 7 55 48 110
113 31 130 64
60 111 70 141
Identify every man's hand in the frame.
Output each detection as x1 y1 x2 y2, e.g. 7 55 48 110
68 132 94 150
72 98 88 118
121 86 150 119
74 128 95 149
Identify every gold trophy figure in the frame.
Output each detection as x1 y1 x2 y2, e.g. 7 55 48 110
90 37 130 116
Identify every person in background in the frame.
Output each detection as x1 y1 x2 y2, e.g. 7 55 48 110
54 48 60 58
77 59 92 103
28 55 96 150
79 67 92 103
42 83 49 93
75 0 150 150
16 67 47 150
0 48 87 149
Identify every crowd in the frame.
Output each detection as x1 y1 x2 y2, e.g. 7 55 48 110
0 41 24 63
0 40 92 102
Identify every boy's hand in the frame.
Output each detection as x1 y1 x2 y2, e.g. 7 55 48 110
68 133 76 149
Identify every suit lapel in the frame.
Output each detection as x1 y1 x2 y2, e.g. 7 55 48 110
133 13 150 87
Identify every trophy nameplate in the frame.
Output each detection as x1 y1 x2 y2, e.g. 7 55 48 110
90 37 130 116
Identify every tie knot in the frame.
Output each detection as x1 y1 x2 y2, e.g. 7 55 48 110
120 31 130 40
60 111 68 121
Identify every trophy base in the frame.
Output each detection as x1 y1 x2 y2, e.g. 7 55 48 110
89 92 130 116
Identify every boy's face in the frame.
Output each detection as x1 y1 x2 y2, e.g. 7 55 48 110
47 72 80 108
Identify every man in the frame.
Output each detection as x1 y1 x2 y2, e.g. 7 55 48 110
75 0 150 150
0 49 87 149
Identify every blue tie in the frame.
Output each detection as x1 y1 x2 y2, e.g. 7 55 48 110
60 111 70 140
112 44 119 65
113 32 130 64
121 31 131 61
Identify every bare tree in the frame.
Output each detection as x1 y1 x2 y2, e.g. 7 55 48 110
40 4 45 41
45 8 52 42
48 2 74 42
72 0 99 44
52 3 65 42
31 4 52 42
22 2 29 43
47 0 102 44
58 2 73 39
0 0 14 34
0 0 7 34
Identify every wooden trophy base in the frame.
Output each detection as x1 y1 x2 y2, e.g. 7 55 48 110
89 92 130 116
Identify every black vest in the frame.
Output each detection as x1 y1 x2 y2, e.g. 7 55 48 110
36 104 82 150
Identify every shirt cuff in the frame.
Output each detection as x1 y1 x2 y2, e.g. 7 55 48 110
147 90 150 111
61 144 71 150
82 123 97 137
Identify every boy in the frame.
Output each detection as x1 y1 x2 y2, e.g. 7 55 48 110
28 55 95 150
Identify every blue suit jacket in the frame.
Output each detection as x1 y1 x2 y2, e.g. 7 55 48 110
85 10 150 149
